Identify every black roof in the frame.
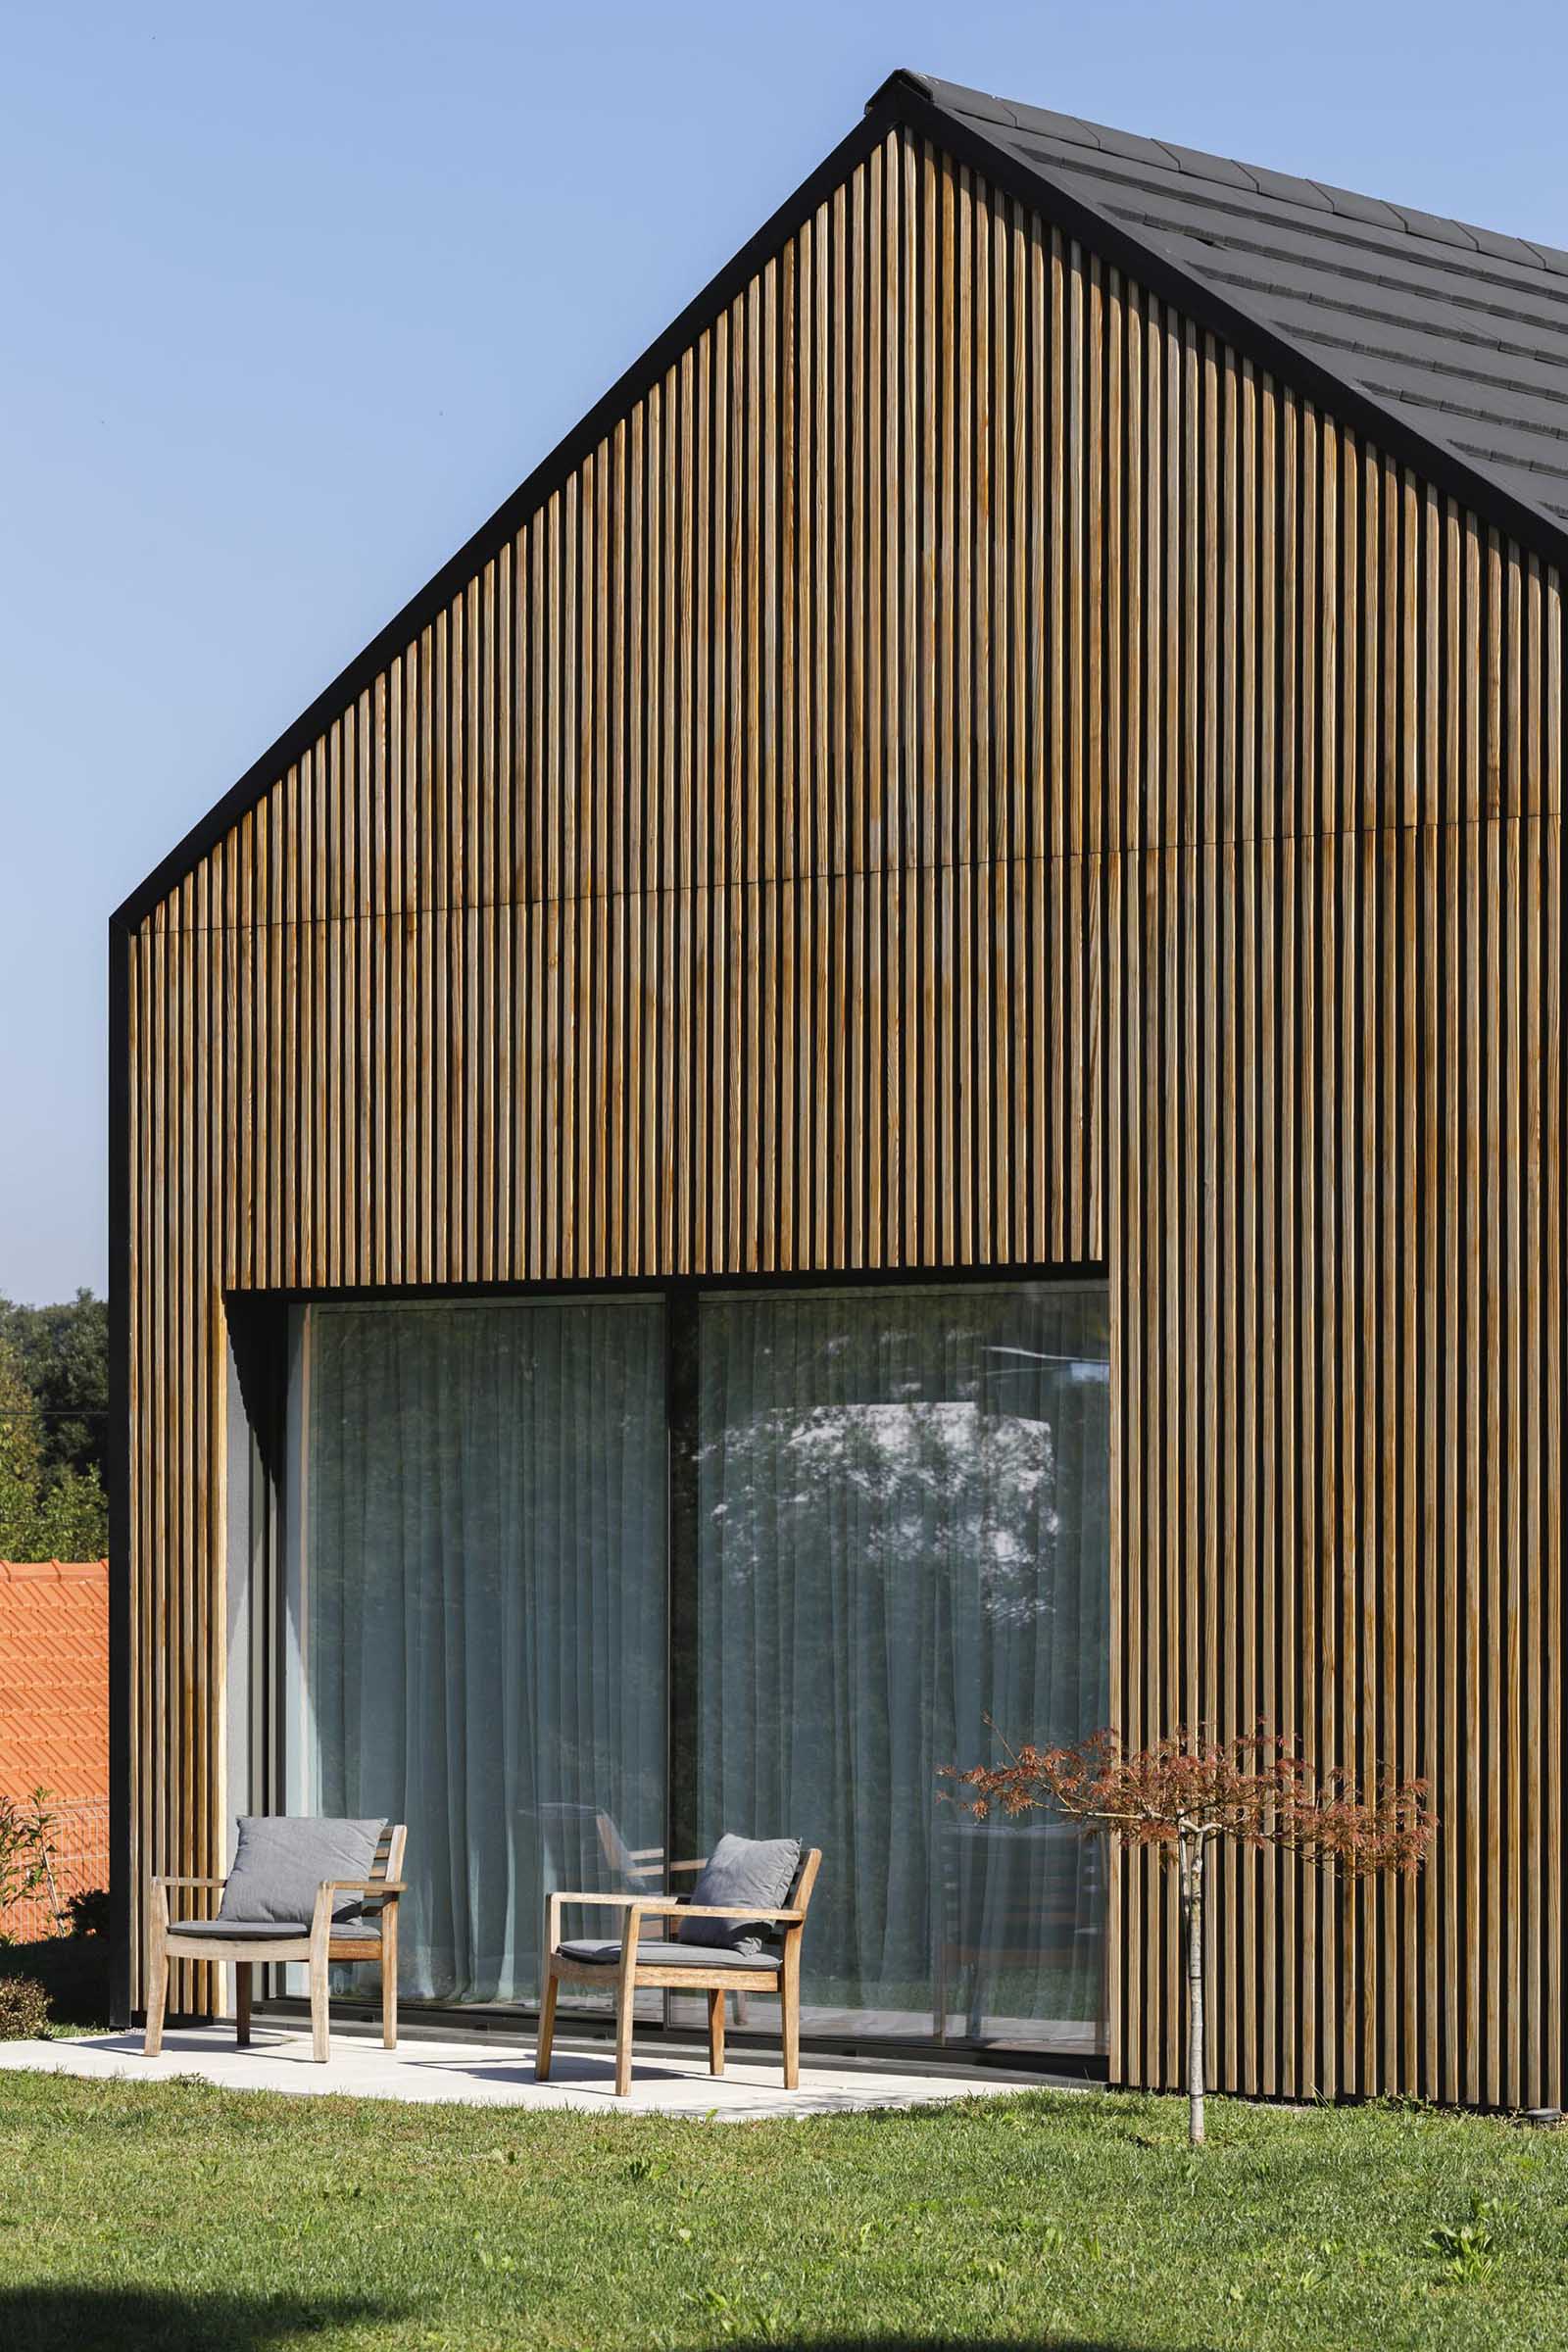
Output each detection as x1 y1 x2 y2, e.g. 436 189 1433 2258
902 71 1568 534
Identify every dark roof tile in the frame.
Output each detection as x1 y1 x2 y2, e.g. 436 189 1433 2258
910 73 1568 542
1311 181 1408 228
1467 224 1544 269
1157 143 1258 191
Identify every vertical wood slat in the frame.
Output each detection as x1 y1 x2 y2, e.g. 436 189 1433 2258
124 130 1564 2110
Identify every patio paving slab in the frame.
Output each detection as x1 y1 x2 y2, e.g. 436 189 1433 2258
0 2025 1058 2119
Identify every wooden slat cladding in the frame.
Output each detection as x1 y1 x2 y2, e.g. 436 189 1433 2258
124 128 1564 2106
144 138 1561 939
1106 820 1563 2108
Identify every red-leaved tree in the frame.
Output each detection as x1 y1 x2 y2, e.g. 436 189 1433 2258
945 1726 1434 2144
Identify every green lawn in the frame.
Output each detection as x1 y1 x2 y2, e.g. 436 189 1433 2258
2 2073 1566 2351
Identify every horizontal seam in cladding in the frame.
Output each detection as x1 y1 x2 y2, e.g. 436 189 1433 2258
133 811 1565 940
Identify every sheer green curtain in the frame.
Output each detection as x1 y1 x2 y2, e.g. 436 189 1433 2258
295 1298 666 2005
694 1284 1110 2048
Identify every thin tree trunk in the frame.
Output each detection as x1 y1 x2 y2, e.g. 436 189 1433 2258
1181 1829 1205 2145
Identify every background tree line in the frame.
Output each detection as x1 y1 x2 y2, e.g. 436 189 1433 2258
0 1291 108 1560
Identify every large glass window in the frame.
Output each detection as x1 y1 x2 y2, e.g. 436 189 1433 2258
288 1298 667 2005
280 1278 1109 2056
692 1284 1109 2052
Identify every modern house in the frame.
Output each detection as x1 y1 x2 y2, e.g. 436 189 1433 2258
111 69 1564 2109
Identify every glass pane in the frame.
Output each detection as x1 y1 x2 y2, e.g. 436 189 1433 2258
292 1298 666 2009
692 1283 1109 2054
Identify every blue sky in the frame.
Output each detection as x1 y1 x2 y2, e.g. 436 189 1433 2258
4 0 1566 1303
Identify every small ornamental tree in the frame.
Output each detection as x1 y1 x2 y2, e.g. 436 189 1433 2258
0 1789 57 1943
946 1726 1434 2144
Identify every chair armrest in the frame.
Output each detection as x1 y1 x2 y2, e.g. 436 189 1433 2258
309 1878 406 1945
546 1886 655 1958
614 1895 807 1925
541 1887 808 1953
151 1876 226 1934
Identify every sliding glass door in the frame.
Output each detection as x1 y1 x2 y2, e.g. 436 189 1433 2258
287 1298 667 2006
279 1277 1109 2055
692 1284 1109 2050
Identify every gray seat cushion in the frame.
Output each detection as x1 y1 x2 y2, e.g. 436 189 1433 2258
560 1936 780 1972
168 1914 381 1943
677 1833 802 1954
218 1816 387 1929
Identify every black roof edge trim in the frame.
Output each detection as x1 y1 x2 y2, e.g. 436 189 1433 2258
112 105 893 932
865 66 935 112
896 82 1568 585
115 74 1568 935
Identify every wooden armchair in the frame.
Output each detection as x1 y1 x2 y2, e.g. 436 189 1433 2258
144 1821 407 2063
537 1845 822 2095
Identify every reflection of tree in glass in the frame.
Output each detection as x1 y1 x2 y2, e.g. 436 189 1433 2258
694 1292 1112 2035
702 1399 1063 1631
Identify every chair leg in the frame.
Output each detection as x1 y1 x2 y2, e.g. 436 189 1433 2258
234 1962 252 2048
612 1913 642 2095
309 1938 331 2063
143 1939 169 2058
708 1987 725 2077
613 1984 636 2096
781 1937 801 2091
535 1970 559 2081
381 1904 399 2051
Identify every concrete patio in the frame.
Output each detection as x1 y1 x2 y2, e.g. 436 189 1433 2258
0 2024 1058 2120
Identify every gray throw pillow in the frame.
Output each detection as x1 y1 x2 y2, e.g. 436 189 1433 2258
218 1816 386 1928
678 1832 801 1955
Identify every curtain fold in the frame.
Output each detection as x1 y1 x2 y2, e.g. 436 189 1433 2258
301 1299 666 2005
694 1283 1110 2047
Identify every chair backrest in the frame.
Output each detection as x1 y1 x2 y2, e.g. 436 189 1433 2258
369 1822 407 1896
667 1840 821 1942
784 1847 822 1935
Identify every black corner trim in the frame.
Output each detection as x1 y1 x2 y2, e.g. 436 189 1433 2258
107 915 132 2029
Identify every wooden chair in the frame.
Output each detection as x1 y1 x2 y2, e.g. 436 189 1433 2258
592 1813 756 2028
537 1846 822 2094
144 1822 407 2063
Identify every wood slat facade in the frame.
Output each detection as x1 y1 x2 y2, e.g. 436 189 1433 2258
112 108 1566 2108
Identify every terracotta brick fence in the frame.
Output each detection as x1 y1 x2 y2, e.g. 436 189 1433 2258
0 1796 111 1943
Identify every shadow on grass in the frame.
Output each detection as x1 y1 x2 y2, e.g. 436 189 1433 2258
705 2340 1224 2351
0 2283 396 2351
